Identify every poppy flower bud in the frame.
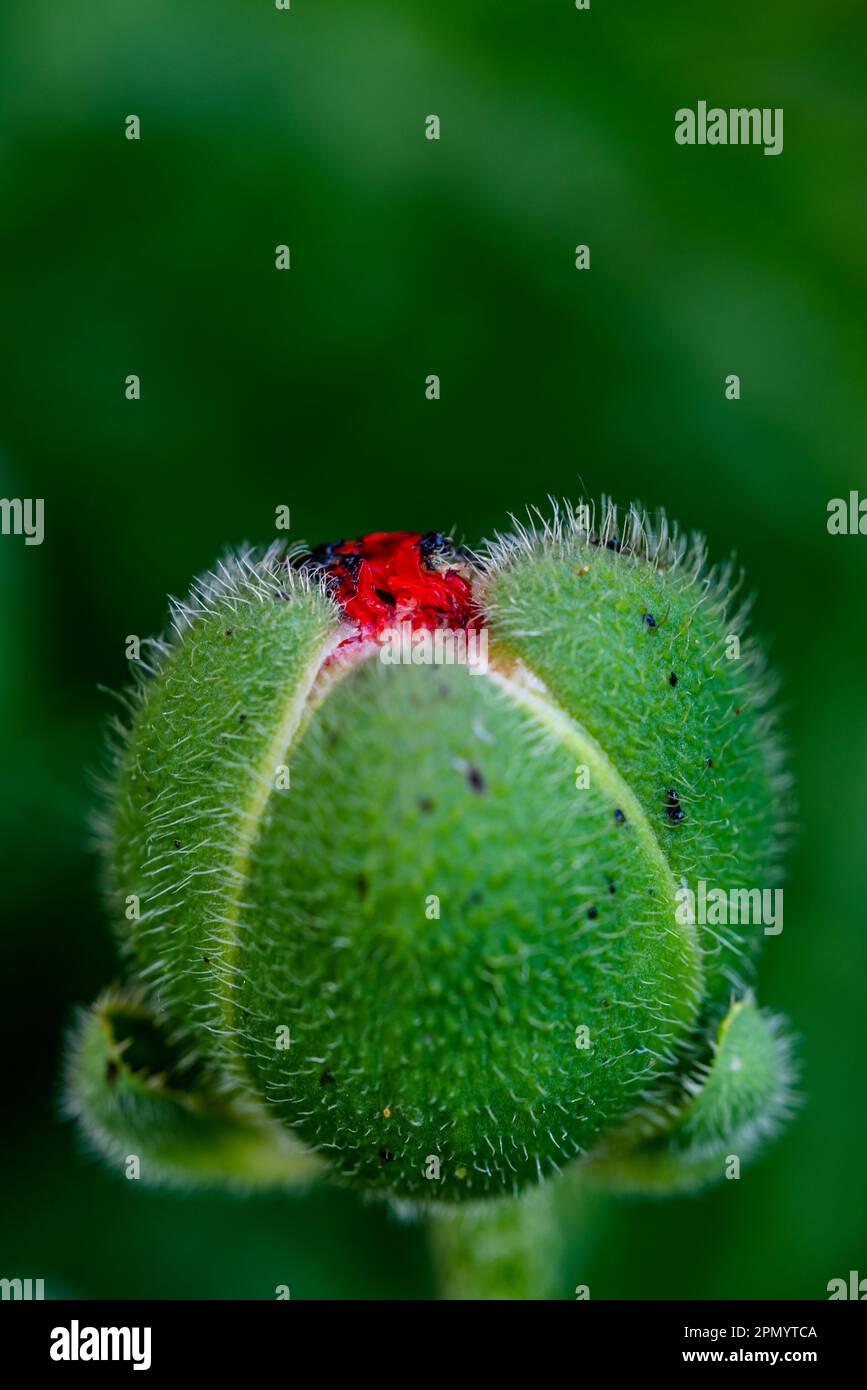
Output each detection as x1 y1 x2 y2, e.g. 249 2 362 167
66 501 795 1213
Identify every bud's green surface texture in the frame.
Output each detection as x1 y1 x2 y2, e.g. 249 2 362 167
67 505 794 1208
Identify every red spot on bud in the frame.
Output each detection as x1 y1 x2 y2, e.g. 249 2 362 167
304 532 476 645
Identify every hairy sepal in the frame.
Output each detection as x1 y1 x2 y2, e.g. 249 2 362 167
105 548 341 1069
236 657 701 1201
580 996 797 1194
478 500 790 1012
64 990 322 1190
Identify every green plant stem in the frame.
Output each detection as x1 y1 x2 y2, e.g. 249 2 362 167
428 1186 563 1300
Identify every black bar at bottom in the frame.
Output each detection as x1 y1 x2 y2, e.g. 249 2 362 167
1 1298 862 1373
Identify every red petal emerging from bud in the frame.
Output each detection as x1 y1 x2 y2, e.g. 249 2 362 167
304 531 476 642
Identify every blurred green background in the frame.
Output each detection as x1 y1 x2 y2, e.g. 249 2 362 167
1 0 865 1298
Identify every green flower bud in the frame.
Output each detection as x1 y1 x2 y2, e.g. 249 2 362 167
65 503 795 1219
